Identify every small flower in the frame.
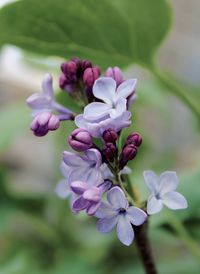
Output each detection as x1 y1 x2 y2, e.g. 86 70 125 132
71 180 111 215
105 66 123 86
63 148 104 185
144 171 188 215
75 110 131 138
27 74 73 116
68 128 93 151
30 112 60 137
83 77 137 120
95 186 147 246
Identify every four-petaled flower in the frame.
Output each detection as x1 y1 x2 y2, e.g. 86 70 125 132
144 170 188 215
95 186 147 246
83 77 137 119
63 148 105 185
27 74 72 117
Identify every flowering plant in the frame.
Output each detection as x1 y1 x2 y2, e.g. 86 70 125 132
26 58 188 274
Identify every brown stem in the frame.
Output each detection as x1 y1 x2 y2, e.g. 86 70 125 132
134 221 158 274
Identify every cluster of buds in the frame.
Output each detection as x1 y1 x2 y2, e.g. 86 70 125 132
27 57 188 247
59 57 101 103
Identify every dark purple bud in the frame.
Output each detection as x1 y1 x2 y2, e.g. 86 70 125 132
30 112 60 137
68 128 93 151
83 66 101 88
105 66 123 86
102 143 117 162
126 132 142 147
81 59 93 71
120 144 137 166
61 60 77 76
102 129 118 143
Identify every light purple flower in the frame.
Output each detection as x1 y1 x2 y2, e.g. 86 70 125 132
83 77 137 120
144 171 188 215
63 148 104 185
71 180 111 215
27 74 72 117
75 111 131 138
95 186 147 246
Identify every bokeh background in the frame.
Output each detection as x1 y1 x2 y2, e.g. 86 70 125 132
0 0 200 273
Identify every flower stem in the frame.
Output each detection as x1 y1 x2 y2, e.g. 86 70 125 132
134 221 158 274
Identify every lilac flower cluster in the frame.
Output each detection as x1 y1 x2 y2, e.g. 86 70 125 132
27 57 188 246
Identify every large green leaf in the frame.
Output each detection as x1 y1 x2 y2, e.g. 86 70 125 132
0 0 171 69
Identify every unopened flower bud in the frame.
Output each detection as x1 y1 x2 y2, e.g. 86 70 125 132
61 60 77 76
126 133 142 147
68 128 93 151
105 66 123 86
102 143 117 162
120 144 137 166
30 112 60 137
102 129 118 143
81 59 92 71
83 66 101 88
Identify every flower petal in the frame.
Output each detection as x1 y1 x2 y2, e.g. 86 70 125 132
85 149 102 167
109 98 127 118
97 215 118 233
95 202 116 218
84 102 111 120
116 215 134 246
86 201 101 216
107 186 128 209
116 79 137 101
126 206 147 226
147 195 163 215
158 171 179 196
143 170 159 195
42 74 54 98
70 181 88 195
93 77 116 104
26 93 52 110
72 196 89 211
55 179 71 199
162 191 188 210
63 151 86 167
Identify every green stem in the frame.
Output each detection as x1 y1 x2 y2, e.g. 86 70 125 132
151 66 200 120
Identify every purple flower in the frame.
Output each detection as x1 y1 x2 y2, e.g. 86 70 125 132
144 171 188 215
83 66 101 88
71 180 111 215
95 186 147 246
75 111 131 138
68 128 93 151
30 112 60 137
63 148 104 185
83 77 137 120
105 67 123 86
27 74 73 117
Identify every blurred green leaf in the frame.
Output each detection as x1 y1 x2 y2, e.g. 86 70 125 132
0 103 29 151
0 0 171 69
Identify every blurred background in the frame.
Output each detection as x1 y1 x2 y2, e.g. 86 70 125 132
0 0 200 273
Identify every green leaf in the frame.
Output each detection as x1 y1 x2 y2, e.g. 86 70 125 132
0 0 172 69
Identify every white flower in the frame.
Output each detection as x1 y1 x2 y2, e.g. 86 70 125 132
83 77 137 120
144 171 188 215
